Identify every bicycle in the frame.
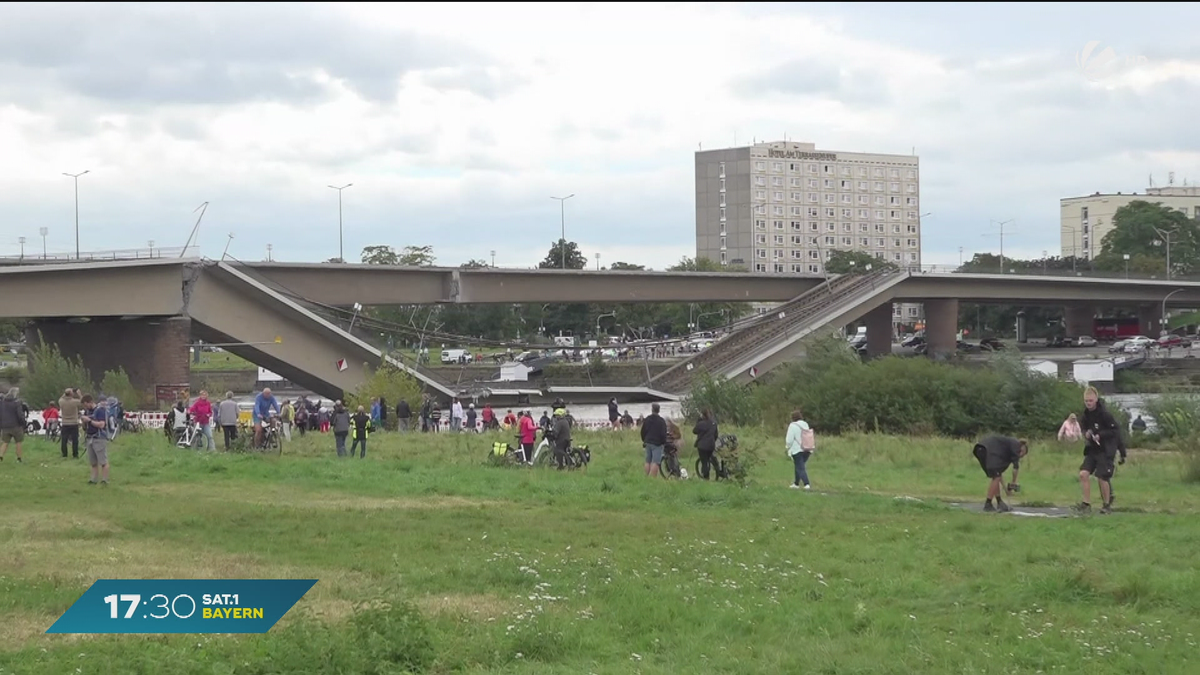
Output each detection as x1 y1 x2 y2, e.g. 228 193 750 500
659 442 683 479
489 436 532 466
536 440 590 470
175 421 204 450
45 419 61 443
256 416 283 454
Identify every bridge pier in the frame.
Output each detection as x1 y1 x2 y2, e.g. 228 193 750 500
864 302 893 358
924 299 959 359
1063 305 1094 337
26 316 191 403
1138 304 1164 336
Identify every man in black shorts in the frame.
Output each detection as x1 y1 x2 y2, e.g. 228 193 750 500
1078 387 1125 515
972 435 1029 513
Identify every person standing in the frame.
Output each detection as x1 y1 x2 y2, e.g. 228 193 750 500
80 394 109 484
188 390 216 450
370 398 381 429
252 388 281 449
332 402 351 457
971 435 1029 512
420 396 432 433
551 407 573 469
450 398 464 432
0 388 27 463
465 404 477 433
785 410 815 490
608 397 620 430
429 404 442 433
693 409 719 479
350 405 371 458
1078 386 1125 514
518 410 538 464
280 399 294 442
640 403 668 478
396 398 412 432
379 397 388 431
218 392 239 450
59 388 81 459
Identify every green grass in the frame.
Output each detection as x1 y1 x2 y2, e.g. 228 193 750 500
1 429 1199 674
191 351 257 372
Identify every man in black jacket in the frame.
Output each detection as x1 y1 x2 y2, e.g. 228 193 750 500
1078 387 1125 514
641 403 668 478
972 435 1028 512
0 388 27 463
396 398 412 432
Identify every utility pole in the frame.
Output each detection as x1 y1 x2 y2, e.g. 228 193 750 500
328 183 353 262
550 194 575 269
983 218 1016 273
62 170 89 258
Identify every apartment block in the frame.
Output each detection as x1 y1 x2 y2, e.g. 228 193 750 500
1061 186 1200 259
695 140 923 328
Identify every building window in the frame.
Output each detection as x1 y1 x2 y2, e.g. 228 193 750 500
907 211 917 220
841 223 851 232
874 168 884 177
719 194 726 207
772 162 783 172
892 238 901 248
1081 206 1089 218
824 179 835 189
808 250 820 259
756 176 766 186
907 224 918 234
860 237 869 246
718 162 725 178
772 176 784 186
825 194 836 203
841 236 852 245
824 236 835 245
774 191 784 201
895 306 903 316
754 205 766 215
791 221 803 231
754 263 766 272
822 207 834 217
791 235 803 245
756 249 767 259
841 180 852 189
908 307 919 317
791 206 802 215
791 264 804 273
906 197 916 205
889 196 900 205
773 206 785 215
826 222 836 232
720 236 727 249
842 208 853 218
873 182 884 191
756 234 767 244
755 219 766 230
774 235 785 244
909 253 918 261
756 190 766 200
773 249 783 259
823 165 833 174
858 181 868 190
890 210 900 220
791 177 802 187
890 182 900 191
774 220 785 229
906 169 916 179
890 168 899 178
892 224 901 234
808 264 822 274
808 178 818 188
755 161 765 171
874 223 885 233
720 208 726 220
859 223 869 233
907 238 918 248
857 209 868 218
874 196 885 205
808 164 817 173
808 193 818 202
809 222 819 231
791 249 802 259
720 251 727 264
906 184 916 193
875 238 885 247
841 166 851 176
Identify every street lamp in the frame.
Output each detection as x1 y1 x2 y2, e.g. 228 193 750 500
490 250 496 267
550 194 575 269
984 218 1016 273
328 183 353 263
1152 227 1176 279
266 244 273 262
18 236 26 260
1042 250 1048 274
596 311 616 338
1123 253 1130 278
1062 225 1080 273
148 240 155 258
39 227 48 259
62 170 89 258
596 252 601 270
1162 288 1186 337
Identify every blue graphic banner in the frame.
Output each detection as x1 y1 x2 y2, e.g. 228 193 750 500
46 579 318 634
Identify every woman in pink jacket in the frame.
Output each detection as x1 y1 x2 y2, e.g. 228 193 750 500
1058 413 1082 442
188 390 216 451
518 410 538 464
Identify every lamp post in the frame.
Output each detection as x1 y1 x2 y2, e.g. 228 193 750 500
1042 250 1048 274
1063 225 1079 273
148 240 155 258
266 244 273 262
1162 288 1186 337
985 218 1016 273
1152 227 1176 279
18 236 25 260
596 252 601 270
62 170 89 258
958 246 963 266
39 227 48 259
490 250 496 267
596 311 616 339
1123 253 1130 278
550 194 575 269
328 183 353 263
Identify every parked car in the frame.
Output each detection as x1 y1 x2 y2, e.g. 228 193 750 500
1123 336 1155 353
1075 335 1098 348
1047 336 1074 348
901 334 925 348
1108 339 1130 353
1157 334 1193 348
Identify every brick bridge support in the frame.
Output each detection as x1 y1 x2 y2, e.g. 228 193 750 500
1063 305 1094 337
26 316 191 403
924 298 959 360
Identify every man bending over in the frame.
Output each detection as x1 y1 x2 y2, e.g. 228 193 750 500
972 435 1029 513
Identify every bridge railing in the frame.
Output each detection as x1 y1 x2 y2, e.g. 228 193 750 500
0 245 198 264
903 263 1200 282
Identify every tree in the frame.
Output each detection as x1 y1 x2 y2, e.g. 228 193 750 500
100 367 143 408
608 262 645 271
347 362 422 428
361 245 399 265
826 250 898 275
1095 201 1200 275
24 336 93 409
398 245 436 267
460 259 488 269
539 239 587 270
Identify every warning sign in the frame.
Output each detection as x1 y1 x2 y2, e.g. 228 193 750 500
748 366 758 378
336 359 348 372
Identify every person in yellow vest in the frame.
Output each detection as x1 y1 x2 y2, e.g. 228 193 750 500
350 405 372 459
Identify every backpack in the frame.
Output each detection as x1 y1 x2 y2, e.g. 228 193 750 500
800 426 816 452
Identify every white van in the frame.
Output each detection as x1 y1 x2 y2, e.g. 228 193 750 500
441 349 470 364
553 335 576 347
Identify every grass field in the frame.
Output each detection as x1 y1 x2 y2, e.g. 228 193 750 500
1 428 1198 674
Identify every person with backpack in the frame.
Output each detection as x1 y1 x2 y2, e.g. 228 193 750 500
785 410 816 490
972 435 1029 512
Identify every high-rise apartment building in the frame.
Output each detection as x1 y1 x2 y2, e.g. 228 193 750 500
695 140 923 328
1061 186 1200 259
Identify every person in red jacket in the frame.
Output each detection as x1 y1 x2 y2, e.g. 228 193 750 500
517 410 538 464
188 390 216 451
481 404 496 431
42 401 60 431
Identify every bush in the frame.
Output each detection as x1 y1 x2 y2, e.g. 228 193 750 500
100 367 142 409
347 361 423 417
1142 395 1200 439
0 365 23 387
23 335 93 408
1179 434 1200 484
681 371 760 427
754 336 1083 438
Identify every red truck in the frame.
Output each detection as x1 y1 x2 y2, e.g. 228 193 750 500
1092 317 1141 342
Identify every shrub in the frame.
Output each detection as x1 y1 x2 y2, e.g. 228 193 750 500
754 338 1083 438
681 371 760 427
0 365 23 387
100 367 142 409
23 335 93 408
1143 395 1200 439
347 361 423 417
1178 434 1200 484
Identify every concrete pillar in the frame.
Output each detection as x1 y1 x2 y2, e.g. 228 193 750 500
864 302 894 358
26 316 191 402
1063 305 1093 337
1138 305 1163 336
924 299 959 359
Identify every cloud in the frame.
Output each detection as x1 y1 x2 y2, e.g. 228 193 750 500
3 2 1200 274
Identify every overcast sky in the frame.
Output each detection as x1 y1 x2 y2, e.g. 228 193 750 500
2 2 1198 269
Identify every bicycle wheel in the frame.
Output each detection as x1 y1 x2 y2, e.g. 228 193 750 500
569 449 586 469
535 447 556 467
191 432 204 450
